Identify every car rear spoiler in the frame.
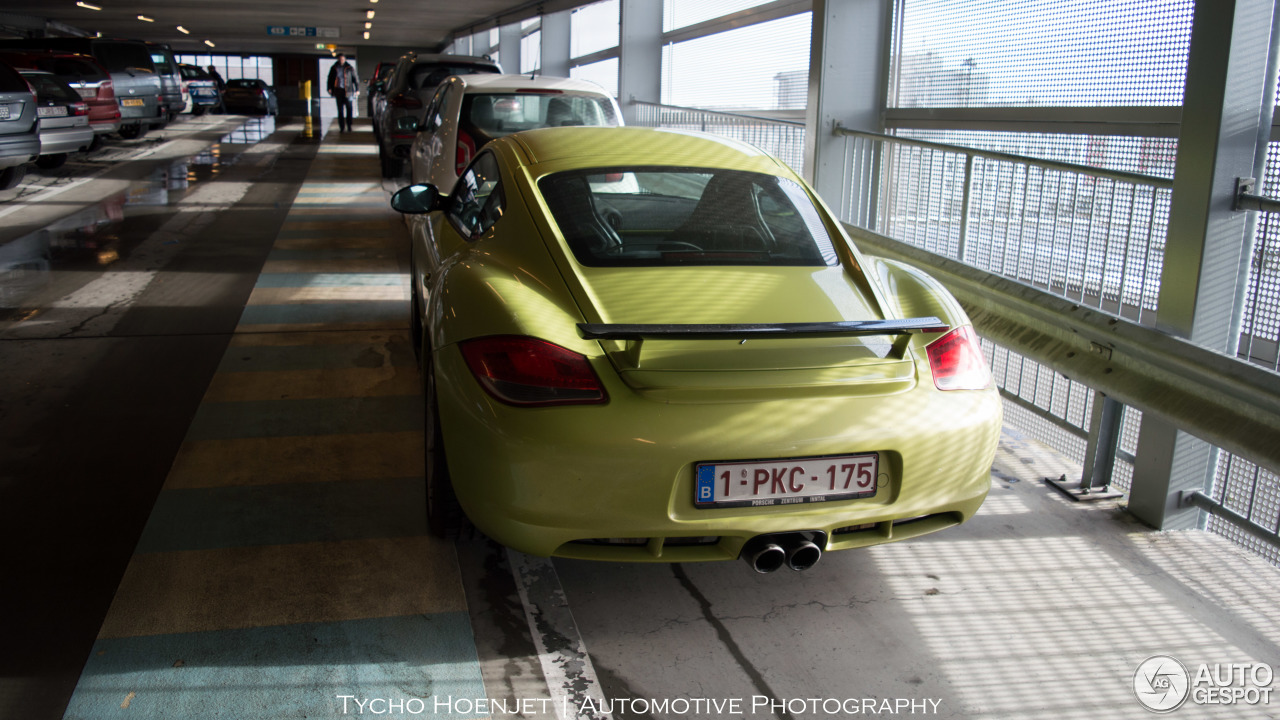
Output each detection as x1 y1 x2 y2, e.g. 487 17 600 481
578 317 948 359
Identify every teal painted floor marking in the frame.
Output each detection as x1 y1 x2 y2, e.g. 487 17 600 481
238 301 404 327
62 614 488 720
254 272 407 288
134 478 425 553
214 341 416 374
185 395 422 441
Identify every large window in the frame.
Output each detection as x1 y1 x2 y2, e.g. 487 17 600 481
572 0 619 58
661 12 811 110
521 28 541 74
891 0 1194 108
571 58 619 98
663 0 776 32
176 54 273 83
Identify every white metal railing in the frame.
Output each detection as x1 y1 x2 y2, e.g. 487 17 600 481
630 100 807 176
835 125 1173 327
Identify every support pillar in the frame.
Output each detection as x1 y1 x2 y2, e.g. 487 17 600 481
619 0 662 125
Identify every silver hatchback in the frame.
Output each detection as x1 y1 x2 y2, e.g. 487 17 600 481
20 70 92 169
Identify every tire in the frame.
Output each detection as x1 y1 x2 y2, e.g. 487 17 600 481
35 154 67 170
192 106 206 117
0 164 25 191
118 124 146 139
88 134 105 151
422 345 467 539
380 151 401 179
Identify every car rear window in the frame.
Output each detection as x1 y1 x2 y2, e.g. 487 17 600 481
226 79 260 89
410 63 498 91
91 41 153 74
149 50 174 74
539 168 840 268
40 57 108 83
22 73 81 104
463 93 617 140
0 60 27 93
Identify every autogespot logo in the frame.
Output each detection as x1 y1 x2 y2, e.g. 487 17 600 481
1134 655 1191 713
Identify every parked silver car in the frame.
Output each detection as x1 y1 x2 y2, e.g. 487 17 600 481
0 58 40 190
21 70 92 169
375 52 500 178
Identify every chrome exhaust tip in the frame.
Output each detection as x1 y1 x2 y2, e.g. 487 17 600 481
784 540 822 571
744 543 787 573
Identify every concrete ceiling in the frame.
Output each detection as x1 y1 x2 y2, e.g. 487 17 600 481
0 0 528 56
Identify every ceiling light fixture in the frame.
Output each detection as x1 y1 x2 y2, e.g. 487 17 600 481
176 25 189 34
363 31 370 39
75 2 102 10
366 10 375 19
137 14 154 22
204 39 216 47
364 22 371 29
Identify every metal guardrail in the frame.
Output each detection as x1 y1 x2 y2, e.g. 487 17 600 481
834 124 1172 327
630 100 807 176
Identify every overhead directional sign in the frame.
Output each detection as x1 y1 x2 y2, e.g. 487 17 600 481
267 26 340 38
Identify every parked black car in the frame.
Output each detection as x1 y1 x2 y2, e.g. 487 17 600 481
222 78 278 115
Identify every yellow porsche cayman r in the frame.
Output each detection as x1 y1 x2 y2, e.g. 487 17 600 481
391 126 1001 573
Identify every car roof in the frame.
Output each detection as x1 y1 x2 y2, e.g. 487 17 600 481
404 53 497 67
454 73 610 95
503 126 787 175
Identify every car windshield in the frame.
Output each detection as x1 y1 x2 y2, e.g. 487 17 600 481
539 168 840 267
464 93 617 140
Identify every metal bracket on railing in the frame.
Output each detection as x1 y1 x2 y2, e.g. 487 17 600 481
1044 392 1125 502
1233 176 1280 212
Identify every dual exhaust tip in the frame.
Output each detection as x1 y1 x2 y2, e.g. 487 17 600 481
742 532 824 573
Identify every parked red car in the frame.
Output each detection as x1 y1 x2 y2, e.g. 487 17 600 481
0 49 120 149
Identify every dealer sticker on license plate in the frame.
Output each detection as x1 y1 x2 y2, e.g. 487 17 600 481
121 98 145 107
0 105 9 120
695 453 879 508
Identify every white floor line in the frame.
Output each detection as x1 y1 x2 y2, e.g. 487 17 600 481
506 548 613 720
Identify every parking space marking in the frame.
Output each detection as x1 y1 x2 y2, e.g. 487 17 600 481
508 549 611 720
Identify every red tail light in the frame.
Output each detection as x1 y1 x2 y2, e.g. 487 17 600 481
925 325 991 391
459 336 607 407
71 102 89 116
389 93 422 109
98 81 115 100
456 129 476 174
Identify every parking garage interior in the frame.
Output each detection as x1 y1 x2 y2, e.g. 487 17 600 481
1 0 1279 718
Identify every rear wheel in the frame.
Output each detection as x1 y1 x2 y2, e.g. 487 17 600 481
35 154 67 170
118 124 146 139
0 165 25 191
88 134 105 151
422 345 467 539
192 106 206 117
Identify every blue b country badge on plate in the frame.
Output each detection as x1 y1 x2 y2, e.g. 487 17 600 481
696 465 716 504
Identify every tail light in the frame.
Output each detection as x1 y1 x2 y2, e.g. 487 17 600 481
459 336 607 407
71 102 89 116
925 325 991 391
98 80 115 100
456 129 476 174
389 93 422 109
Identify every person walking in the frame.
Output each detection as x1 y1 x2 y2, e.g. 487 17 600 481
327 54 358 132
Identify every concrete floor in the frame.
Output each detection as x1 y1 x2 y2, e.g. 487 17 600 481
1 114 1276 720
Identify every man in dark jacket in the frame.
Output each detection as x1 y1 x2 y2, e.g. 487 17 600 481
327 54 358 132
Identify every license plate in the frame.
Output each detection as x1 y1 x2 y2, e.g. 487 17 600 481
695 453 879 508
38 106 67 118
121 98 145 107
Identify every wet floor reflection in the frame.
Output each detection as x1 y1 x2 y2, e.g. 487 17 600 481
0 144 240 317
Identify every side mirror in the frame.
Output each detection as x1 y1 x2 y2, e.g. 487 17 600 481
391 184 442 214
372 80 385 92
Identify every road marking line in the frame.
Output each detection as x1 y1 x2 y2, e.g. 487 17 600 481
507 548 612 720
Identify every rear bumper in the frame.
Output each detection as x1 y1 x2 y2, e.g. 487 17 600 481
435 344 1003 561
0 131 40 168
90 118 122 135
39 125 94 155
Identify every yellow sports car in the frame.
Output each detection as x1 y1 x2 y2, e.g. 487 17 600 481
391 126 1001 572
